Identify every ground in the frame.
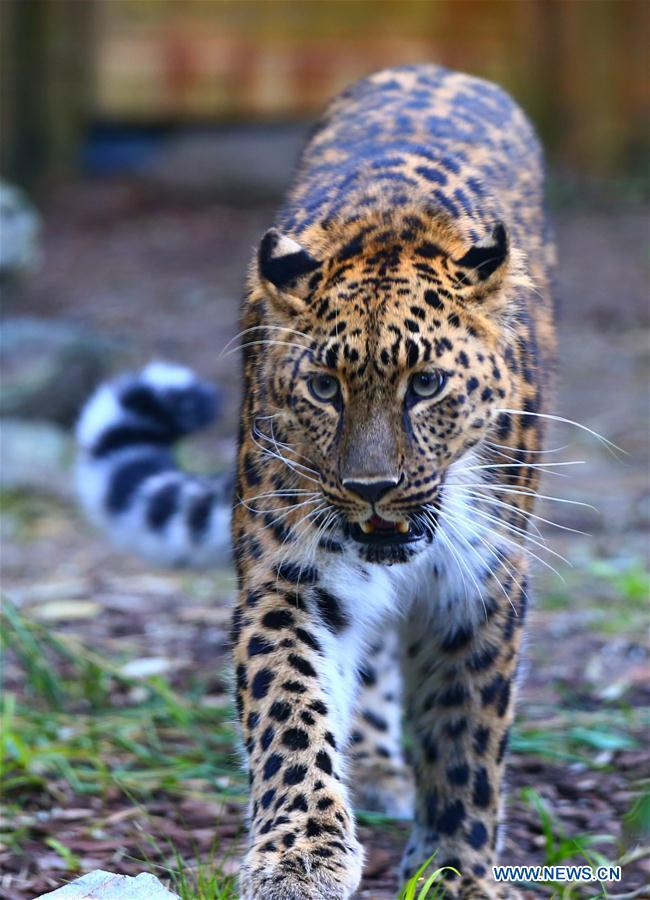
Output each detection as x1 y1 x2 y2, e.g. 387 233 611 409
1 182 649 900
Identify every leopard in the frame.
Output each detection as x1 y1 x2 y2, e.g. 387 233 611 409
77 64 556 899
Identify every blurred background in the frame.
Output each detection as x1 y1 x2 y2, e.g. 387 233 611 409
1 2 648 899
2 0 649 183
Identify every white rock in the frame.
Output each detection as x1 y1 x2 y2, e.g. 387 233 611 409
0 418 72 497
0 180 40 279
36 869 180 899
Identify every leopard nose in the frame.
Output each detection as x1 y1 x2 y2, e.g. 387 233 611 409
342 478 400 504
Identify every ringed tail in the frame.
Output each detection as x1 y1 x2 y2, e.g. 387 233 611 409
75 361 233 567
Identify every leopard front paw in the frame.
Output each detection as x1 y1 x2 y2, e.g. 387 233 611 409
239 834 363 900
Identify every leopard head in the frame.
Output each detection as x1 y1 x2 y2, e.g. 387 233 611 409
251 213 527 564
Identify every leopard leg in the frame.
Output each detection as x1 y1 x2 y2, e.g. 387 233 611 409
349 630 414 819
234 543 396 900
399 558 528 900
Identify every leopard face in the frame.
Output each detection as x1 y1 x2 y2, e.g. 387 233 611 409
252 216 520 564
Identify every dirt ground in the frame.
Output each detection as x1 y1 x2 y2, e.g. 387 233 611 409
1 182 649 899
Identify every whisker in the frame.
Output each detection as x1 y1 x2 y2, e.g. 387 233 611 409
428 514 470 609
240 489 318 502
462 460 585 475
250 432 320 484
495 408 625 458
450 500 572 567
456 504 568 580
452 483 598 512
252 423 320 476
459 488 546 539
253 443 320 485
459 489 588 536
222 339 312 359
220 324 313 356
254 446 321 486
428 509 487 618
479 446 573 471
273 503 330 580
484 440 571 456
435 509 490 621
239 495 322 518
305 508 339 564
449 508 566 583
435 500 525 613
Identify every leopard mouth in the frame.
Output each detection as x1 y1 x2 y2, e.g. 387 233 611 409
346 513 430 546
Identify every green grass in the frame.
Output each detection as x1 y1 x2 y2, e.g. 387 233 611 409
520 788 620 899
2 595 244 895
5 601 650 800
623 789 650 842
397 854 459 900
1 599 242 804
166 856 238 900
538 554 650 636
3 594 647 898
140 834 239 900
522 788 616 869
512 708 645 766
44 837 82 873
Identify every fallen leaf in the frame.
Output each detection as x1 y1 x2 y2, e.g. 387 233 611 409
32 600 101 621
51 809 95 822
119 657 173 678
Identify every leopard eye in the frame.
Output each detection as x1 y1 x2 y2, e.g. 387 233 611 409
409 371 446 401
308 373 340 403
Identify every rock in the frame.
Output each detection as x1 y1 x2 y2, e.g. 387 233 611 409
0 418 72 497
36 870 180 899
1 317 119 425
0 180 40 293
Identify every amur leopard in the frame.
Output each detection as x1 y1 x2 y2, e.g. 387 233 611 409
77 64 556 899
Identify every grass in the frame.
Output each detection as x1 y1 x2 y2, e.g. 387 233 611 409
522 787 616 869
166 857 238 900
511 709 645 766
1 600 241 805
141 835 239 900
2 584 647 898
397 854 459 900
2 595 243 896
520 788 621 899
4 590 642 801
538 554 650 636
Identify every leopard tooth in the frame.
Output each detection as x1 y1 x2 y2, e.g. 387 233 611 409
360 520 375 534
396 519 410 534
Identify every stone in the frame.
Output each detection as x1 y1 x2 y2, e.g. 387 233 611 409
36 870 180 899
0 179 40 289
1 317 119 425
0 418 72 497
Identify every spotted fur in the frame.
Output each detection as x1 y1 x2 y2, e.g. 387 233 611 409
78 64 555 899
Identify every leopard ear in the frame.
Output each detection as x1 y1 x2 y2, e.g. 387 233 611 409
258 229 321 309
452 222 509 289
